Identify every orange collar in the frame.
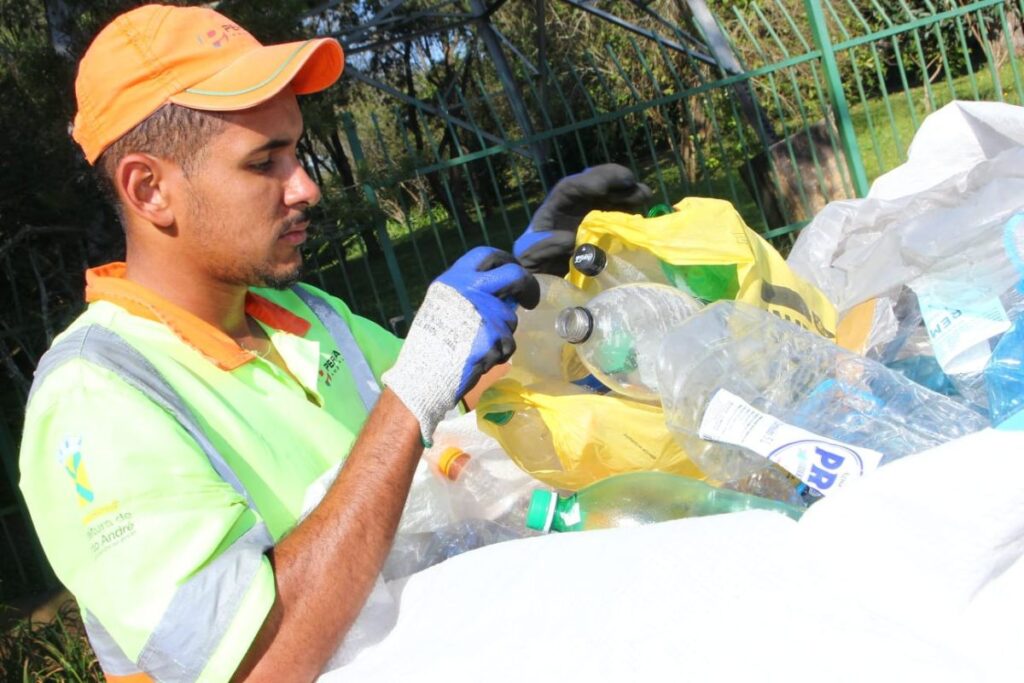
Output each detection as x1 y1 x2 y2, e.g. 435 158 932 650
85 262 311 370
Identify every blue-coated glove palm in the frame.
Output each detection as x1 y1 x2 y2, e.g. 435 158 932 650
382 247 539 442
514 164 653 276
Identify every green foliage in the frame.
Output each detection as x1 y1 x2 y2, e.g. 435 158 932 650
0 602 103 682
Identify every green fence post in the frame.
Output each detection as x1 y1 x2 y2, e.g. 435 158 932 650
806 0 870 197
340 112 414 329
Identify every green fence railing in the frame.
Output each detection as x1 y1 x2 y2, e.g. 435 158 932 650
301 0 1024 335
2 0 1023 601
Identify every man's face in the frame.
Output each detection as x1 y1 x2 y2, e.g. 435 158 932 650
179 91 320 289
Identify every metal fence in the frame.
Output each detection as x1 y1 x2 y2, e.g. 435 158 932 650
2 0 1022 600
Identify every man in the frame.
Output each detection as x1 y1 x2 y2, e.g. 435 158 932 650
19 4 651 682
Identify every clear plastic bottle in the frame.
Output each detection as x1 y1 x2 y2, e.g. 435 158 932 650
555 283 703 401
572 242 739 302
480 405 564 475
657 301 988 498
511 274 588 381
386 416 547 581
524 471 803 533
423 445 540 527
571 243 670 295
419 411 546 523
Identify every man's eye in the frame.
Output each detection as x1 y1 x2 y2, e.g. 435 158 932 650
251 158 273 172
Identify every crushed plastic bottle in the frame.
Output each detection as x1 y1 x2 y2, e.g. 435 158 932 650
873 281 1024 415
657 301 988 499
524 471 803 533
985 316 1024 425
511 274 589 382
572 241 738 303
384 519 524 581
384 413 545 580
424 445 538 527
571 243 670 294
421 413 544 524
555 283 702 401
480 404 565 476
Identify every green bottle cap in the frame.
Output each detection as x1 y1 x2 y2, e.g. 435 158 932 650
526 489 558 532
483 410 514 426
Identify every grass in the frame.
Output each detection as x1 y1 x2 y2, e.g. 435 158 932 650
0 600 102 682
849 57 1024 184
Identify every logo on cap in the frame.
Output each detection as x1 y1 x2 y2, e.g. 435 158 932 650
197 23 244 49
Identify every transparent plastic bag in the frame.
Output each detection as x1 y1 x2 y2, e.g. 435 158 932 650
789 103 1024 314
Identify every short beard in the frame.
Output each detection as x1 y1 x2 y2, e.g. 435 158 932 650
257 210 310 289
256 260 304 290
187 188 308 290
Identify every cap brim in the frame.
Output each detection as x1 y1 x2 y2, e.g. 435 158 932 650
169 38 343 112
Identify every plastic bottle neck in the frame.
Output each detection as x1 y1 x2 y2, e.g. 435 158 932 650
436 447 471 481
555 306 594 344
526 489 583 532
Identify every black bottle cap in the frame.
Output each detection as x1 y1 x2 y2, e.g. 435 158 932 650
572 244 608 277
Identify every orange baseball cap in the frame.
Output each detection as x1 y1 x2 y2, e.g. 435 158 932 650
73 4 344 164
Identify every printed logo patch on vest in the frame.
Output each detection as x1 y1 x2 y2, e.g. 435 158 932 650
57 437 94 507
57 436 137 556
319 350 342 386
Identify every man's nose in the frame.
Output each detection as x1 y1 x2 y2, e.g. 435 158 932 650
286 161 321 209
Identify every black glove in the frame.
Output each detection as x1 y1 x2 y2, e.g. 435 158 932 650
513 164 653 276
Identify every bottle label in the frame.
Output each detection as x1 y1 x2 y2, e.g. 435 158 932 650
915 280 1010 375
557 500 583 531
698 389 883 495
570 373 612 394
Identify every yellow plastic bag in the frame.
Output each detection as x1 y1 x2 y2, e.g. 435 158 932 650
476 376 704 491
568 197 838 339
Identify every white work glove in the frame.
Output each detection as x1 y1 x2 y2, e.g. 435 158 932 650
383 247 540 443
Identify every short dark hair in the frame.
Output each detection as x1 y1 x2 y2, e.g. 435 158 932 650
94 103 227 217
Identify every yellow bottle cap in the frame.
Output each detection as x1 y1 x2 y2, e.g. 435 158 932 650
437 447 470 481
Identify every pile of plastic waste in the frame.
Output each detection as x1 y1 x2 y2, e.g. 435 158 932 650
487 199 985 525
384 411 548 581
788 101 1024 428
394 100 1024 578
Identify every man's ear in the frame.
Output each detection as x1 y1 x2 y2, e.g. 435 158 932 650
116 153 182 229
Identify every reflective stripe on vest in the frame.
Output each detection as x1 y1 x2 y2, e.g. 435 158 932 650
28 291 375 681
83 520 272 682
31 325 257 509
291 284 381 412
